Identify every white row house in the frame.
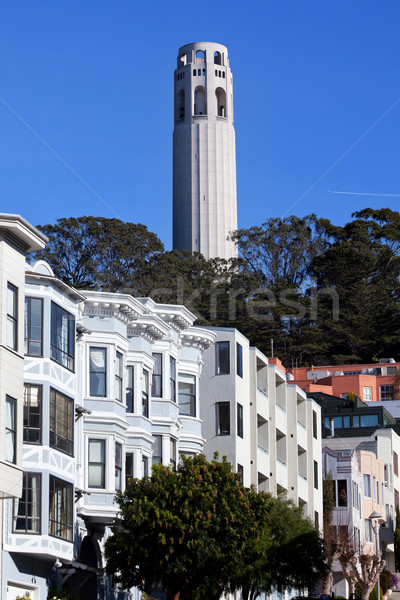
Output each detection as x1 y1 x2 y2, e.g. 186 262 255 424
0 214 323 600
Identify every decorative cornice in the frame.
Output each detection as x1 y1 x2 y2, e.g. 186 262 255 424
180 326 216 351
128 315 169 343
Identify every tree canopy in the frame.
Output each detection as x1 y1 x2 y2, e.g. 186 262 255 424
34 208 400 367
104 454 325 600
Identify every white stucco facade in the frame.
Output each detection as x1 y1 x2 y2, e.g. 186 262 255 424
173 42 238 260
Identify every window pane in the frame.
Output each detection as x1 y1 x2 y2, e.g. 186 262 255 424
6 396 16 463
25 297 43 356
360 414 379 427
178 374 196 416
115 352 123 401
89 439 105 488
142 369 149 417
152 353 163 397
90 347 107 397
152 435 162 465
217 402 230 435
236 343 243 378
237 403 243 438
50 389 74 456
170 357 176 402
23 384 42 444
14 472 41 534
216 342 230 374
7 283 18 351
51 302 75 370
49 476 73 541
126 365 134 412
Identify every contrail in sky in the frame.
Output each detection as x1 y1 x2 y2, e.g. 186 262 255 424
327 190 400 198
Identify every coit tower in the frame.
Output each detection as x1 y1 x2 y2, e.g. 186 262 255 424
172 42 238 260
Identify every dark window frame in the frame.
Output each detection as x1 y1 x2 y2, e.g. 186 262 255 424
236 343 243 378
49 475 73 541
125 452 134 489
237 403 243 438
13 472 41 534
50 388 74 456
217 402 230 435
152 435 162 465
23 383 42 445
216 341 230 375
51 301 75 371
24 296 43 356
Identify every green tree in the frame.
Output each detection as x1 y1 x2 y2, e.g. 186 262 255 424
105 455 325 600
33 216 164 291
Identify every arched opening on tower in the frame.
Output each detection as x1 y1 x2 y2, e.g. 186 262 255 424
179 53 187 66
194 86 206 115
177 89 185 121
196 50 205 63
215 87 226 117
214 51 221 65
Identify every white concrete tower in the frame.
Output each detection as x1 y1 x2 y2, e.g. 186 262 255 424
173 42 238 260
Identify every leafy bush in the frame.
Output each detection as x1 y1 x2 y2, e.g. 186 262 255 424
381 570 391 594
390 573 399 590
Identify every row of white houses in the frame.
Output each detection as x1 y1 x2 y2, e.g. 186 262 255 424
0 214 323 600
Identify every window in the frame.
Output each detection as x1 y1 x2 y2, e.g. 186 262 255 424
14 472 41 534
125 452 134 489
315 511 319 529
216 341 230 374
115 442 122 490
237 403 243 438
236 343 243 377
237 464 244 485
51 302 75 370
49 476 73 541
142 369 149 417
178 374 196 416
90 347 107 397
381 385 395 401
152 435 162 465
314 460 318 489
24 297 43 356
23 384 42 444
7 282 18 351
170 357 176 402
50 389 74 456
126 365 134 413
217 402 230 435
5 396 16 463
152 353 163 397
363 386 372 401
142 455 149 477
360 414 379 427
313 410 318 439
394 452 399 477
364 518 373 543
395 489 399 509
115 352 123 401
88 439 106 488
337 480 347 506
170 439 176 469
364 474 371 498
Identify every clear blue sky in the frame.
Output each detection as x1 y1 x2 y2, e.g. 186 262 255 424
1 1 399 249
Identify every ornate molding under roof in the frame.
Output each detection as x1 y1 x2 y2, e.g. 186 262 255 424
82 292 145 324
137 298 195 331
180 326 216 351
128 315 170 343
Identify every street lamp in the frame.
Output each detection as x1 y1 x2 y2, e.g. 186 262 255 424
369 511 382 600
